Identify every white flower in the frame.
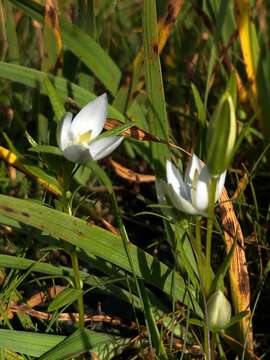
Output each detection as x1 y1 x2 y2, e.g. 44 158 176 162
158 154 226 216
58 94 123 164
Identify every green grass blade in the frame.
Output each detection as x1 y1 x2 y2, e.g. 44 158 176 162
0 62 125 121
0 329 64 357
47 288 82 312
60 17 121 96
139 281 168 359
4 1 19 64
39 328 127 360
0 194 203 317
143 0 169 176
44 77 65 121
10 0 121 95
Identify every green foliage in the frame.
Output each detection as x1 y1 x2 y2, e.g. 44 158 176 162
0 1 269 359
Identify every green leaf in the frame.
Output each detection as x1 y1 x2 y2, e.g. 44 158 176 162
143 0 169 176
39 328 127 360
48 288 82 312
5 1 19 64
0 253 169 317
60 17 121 96
210 237 237 294
91 121 134 143
0 329 63 357
191 83 206 127
10 0 121 95
44 77 65 122
2 133 61 195
225 311 249 330
0 328 125 359
0 194 203 318
28 145 62 156
0 62 125 121
139 281 168 360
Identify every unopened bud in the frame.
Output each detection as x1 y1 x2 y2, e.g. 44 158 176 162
207 290 231 332
206 92 237 176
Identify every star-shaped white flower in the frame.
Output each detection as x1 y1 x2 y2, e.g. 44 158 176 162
157 154 226 216
58 94 123 164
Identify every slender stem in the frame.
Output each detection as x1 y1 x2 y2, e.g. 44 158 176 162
203 291 211 360
70 250 84 328
205 177 217 297
203 177 218 359
62 188 84 328
195 217 203 280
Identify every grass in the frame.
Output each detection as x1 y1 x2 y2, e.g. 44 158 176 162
0 0 269 359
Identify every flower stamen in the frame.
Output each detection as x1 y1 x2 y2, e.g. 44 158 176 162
74 130 92 146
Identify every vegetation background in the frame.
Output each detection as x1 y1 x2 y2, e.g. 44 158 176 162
0 0 269 359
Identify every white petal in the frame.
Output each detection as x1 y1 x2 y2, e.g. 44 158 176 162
63 144 92 164
167 184 200 215
166 160 190 201
58 112 73 150
215 171 226 201
192 165 210 212
89 136 123 161
184 153 203 186
70 93 107 139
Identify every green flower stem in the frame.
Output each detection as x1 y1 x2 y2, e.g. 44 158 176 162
195 217 203 280
203 292 211 360
61 184 84 329
70 249 84 328
205 177 218 297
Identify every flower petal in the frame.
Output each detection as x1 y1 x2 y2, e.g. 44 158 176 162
167 184 200 215
88 136 123 161
215 171 226 201
166 160 190 201
70 93 107 139
58 112 73 150
184 153 203 186
63 144 91 164
192 165 210 212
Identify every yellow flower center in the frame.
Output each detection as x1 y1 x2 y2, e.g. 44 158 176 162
74 130 92 146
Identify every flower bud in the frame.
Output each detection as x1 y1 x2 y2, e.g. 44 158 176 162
206 92 237 176
207 290 231 332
